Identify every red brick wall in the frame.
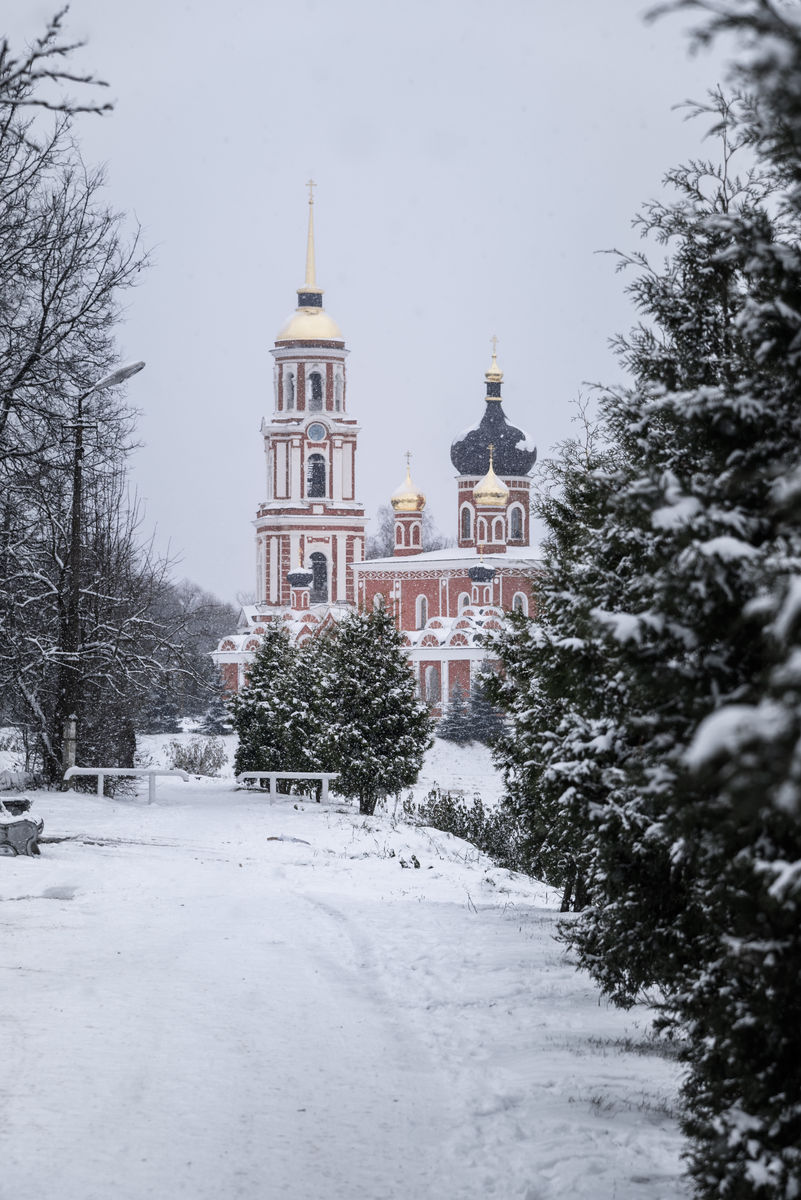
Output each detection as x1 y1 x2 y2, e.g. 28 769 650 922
220 663 238 694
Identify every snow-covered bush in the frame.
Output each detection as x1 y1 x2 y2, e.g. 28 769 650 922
167 736 226 777
404 786 523 872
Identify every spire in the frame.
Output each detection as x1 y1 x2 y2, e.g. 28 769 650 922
484 334 504 399
297 179 323 307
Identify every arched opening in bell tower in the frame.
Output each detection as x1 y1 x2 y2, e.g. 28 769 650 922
309 552 328 603
309 371 323 412
307 453 326 498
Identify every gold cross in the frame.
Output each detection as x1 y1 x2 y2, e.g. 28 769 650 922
405 450 412 468
307 178 316 204
490 334 499 356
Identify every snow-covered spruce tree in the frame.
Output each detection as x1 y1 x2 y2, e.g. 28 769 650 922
506 58 800 1194
485 404 625 909
633 3 801 1193
200 685 232 736
552 92 788 1010
231 625 332 795
436 681 471 745
466 668 506 747
320 606 432 815
232 625 303 775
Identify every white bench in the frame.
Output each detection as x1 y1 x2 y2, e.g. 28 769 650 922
63 766 190 804
236 771 339 803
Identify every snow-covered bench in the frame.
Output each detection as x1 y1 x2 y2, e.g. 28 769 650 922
236 771 340 803
63 766 190 804
0 798 43 857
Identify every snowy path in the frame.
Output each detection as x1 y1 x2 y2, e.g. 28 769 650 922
0 783 689 1199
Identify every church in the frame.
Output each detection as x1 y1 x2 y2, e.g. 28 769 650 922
212 188 539 708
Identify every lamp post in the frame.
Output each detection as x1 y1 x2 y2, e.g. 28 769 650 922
61 361 145 776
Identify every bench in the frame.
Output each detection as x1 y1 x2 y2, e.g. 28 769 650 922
63 767 190 804
0 798 43 857
236 771 340 803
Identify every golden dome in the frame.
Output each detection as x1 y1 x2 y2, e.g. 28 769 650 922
473 445 509 508
391 463 426 512
276 306 343 342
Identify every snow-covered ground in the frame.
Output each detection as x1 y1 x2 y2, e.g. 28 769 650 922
0 738 689 1199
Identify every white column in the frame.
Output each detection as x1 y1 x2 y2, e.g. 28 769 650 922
269 538 279 602
290 531 301 570
256 537 265 603
336 533 348 600
332 439 343 502
442 658 450 710
290 439 302 500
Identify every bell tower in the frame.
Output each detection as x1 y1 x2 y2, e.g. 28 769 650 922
255 183 366 607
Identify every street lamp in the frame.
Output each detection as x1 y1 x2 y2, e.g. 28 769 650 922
61 361 146 776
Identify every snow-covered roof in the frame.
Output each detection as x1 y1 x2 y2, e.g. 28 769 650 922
353 547 540 573
215 603 353 655
403 605 506 649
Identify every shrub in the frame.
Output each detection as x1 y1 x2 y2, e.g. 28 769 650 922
167 735 226 777
403 786 524 872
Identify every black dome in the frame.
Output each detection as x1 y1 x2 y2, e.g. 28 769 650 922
450 400 537 477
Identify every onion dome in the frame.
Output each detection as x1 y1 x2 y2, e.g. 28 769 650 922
276 181 343 343
473 445 509 508
450 341 537 477
390 460 426 512
287 569 314 589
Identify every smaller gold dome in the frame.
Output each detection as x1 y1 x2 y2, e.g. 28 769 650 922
276 305 343 342
391 464 426 512
473 445 509 508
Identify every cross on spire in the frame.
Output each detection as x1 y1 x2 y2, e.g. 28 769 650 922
490 334 498 357
306 178 316 204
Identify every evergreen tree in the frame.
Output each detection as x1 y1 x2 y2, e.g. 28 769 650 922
139 693 181 735
436 681 471 745
466 669 506 746
646 5 801 1192
485 405 621 907
321 606 432 814
200 686 232 736
231 626 330 796
488 46 801 1195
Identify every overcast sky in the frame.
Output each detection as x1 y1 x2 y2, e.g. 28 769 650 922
7 1 734 600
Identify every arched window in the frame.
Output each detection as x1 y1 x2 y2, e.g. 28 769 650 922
285 370 295 410
373 592 385 610
425 665 440 704
493 517 504 543
334 370 344 411
395 523 404 546
307 452 326 498
411 523 420 546
416 595 428 629
512 592 528 616
460 506 472 541
310 552 328 603
509 505 523 540
476 517 487 545
458 592 470 611
309 371 323 412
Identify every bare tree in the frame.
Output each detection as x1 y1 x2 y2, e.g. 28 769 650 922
0 17 169 783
